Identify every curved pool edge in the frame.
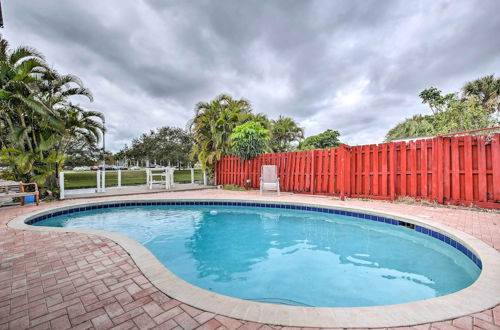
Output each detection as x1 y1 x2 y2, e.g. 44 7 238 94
7 198 500 328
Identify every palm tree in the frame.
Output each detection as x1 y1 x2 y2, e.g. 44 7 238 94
0 35 55 152
58 104 105 153
269 115 304 152
462 75 500 114
0 34 104 194
189 94 253 171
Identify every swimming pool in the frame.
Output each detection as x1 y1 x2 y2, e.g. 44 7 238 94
28 201 480 308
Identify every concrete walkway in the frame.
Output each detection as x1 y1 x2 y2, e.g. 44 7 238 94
1 190 499 329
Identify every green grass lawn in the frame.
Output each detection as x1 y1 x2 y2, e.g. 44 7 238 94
64 169 203 189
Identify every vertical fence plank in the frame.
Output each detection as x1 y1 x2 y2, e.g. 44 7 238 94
381 144 388 197
410 141 417 197
437 137 445 204
310 150 315 194
451 137 460 201
356 147 362 195
364 145 370 196
421 140 428 198
389 142 396 200
491 134 500 201
328 149 335 194
316 150 322 193
464 136 474 202
400 142 407 196
373 145 379 196
288 151 294 191
477 136 487 202
443 138 451 202
345 146 351 197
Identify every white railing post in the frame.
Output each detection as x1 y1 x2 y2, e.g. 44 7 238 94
191 168 194 184
102 169 106 192
97 170 101 192
146 169 151 189
165 168 170 190
118 169 122 188
203 171 207 185
59 172 65 200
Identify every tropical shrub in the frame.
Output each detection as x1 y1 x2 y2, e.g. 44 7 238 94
299 129 341 150
230 121 269 160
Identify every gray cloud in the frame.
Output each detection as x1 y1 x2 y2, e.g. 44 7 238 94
3 0 500 151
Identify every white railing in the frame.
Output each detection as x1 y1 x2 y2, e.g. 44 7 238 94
59 167 207 200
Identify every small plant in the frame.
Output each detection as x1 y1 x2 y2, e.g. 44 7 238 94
223 184 247 191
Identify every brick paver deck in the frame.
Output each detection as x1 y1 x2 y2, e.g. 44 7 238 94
1 190 499 330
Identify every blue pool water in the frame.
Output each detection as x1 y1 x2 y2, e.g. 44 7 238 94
33 205 480 307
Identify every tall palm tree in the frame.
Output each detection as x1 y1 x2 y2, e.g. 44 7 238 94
0 34 104 194
0 35 55 152
269 115 304 152
462 74 500 114
57 104 105 154
189 94 253 171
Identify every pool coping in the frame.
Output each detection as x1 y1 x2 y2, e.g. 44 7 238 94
7 198 500 328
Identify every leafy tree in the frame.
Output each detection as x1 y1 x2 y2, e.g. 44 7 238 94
116 126 193 168
299 129 342 150
268 115 304 152
230 121 269 160
385 115 436 141
434 97 496 134
419 87 457 114
64 138 101 167
189 94 253 172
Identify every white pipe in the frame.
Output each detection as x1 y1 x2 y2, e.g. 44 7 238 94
118 169 122 188
59 172 65 200
203 171 207 185
191 168 194 184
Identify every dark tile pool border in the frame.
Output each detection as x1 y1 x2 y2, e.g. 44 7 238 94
26 200 482 270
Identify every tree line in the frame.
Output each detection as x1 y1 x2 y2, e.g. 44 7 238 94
116 94 342 170
385 75 499 141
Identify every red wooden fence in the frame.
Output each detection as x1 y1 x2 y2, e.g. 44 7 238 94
216 133 500 209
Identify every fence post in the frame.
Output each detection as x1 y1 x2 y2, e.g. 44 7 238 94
165 168 170 190
203 171 207 185
191 168 195 184
102 169 106 192
118 169 122 188
96 170 101 192
59 172 65 200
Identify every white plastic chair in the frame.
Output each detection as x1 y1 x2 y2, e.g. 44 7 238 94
260 165 280 196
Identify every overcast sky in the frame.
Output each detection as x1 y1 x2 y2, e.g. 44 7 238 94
4 1 500 151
